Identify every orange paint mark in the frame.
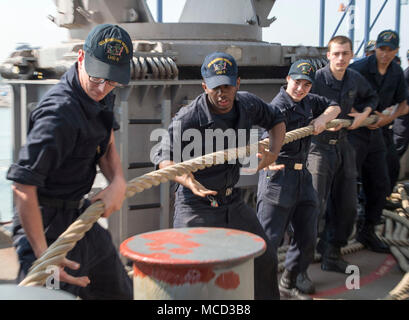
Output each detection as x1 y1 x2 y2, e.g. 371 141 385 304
142 230 201 252
170 248 193 255
133 264 146 278
226 230 245 236
142 252 172 260
188 228 209 234
149 245 166 251
225 230 264 243
252 236 264 243
215 271 240 290
135 264 216 285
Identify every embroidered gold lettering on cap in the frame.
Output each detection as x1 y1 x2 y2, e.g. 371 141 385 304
379 31 396 41
207 57 233 68
207 58 233 75
98 38 130 54
297 62 314 75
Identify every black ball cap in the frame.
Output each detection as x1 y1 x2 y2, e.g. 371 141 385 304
83 24 133 85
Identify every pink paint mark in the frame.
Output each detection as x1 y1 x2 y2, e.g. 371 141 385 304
215 271 240 290
134 264 215 285
312 254 397 298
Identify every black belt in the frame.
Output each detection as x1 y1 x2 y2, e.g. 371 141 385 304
314 134 347 145
38 196 85 210
314 128 348 144
214 187 234 199
207 187 234 207
275 159 306 170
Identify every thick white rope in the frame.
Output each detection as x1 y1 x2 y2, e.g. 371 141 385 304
20 115 387 287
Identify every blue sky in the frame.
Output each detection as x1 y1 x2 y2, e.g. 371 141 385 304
0 0 408 68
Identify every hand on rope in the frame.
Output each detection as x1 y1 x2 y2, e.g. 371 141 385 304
367 110 392 130
256 149 285 172
158 160 218 198
310 118 329 135
255 145 280 172
241 151 284 174
90 176 127 218
56 258 91 288
326 122 344 132
347 107 372 130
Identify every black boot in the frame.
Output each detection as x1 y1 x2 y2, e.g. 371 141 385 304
295 272 315 294
279 269 312 300
356 223 390 253
321 244 349 274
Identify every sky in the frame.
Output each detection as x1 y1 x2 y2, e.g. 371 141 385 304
0 0 408 68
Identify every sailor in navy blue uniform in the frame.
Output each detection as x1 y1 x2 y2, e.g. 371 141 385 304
256 60 340 298
307 36 378 274
349 30 408 253
153 52 286 300
6 24 133 299
393 49 409 157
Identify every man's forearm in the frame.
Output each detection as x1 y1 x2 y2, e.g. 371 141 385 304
391 101 409 120
361 106 372 117
319 105 341 124
99 131 125 184
268 122 286 157
13 183 48 258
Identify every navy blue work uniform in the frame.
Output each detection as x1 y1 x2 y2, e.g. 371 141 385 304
153 91 285 300
307 65 378 248
256 86 337 275
349 55 408 224
7 63 132 300
393 66 409 157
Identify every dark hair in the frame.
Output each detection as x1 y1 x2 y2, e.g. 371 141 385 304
328 35 353 52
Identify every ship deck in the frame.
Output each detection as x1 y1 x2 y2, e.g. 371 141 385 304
0 227 404 300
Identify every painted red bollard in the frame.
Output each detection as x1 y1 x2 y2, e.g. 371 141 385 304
120 227 266 300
